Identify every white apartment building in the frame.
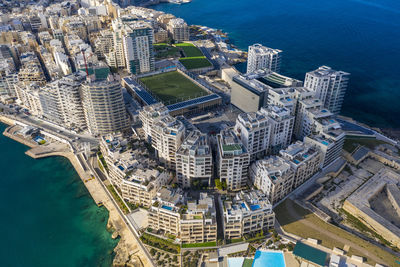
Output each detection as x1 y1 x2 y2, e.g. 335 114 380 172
280 141 323 188
100 134 170 208
294 98 342 140
148 187 184 236
250 156 294 205
81 75 129 135
234 111 271 161
121 168 170 208
304 66 350 115
216 129 250 191
304 129 345 168
267 87 314 117
259 106 295 155
246 43 282 74
176 130 212 188
138 103 169 141
167 18 189 42
151 115 185 169
39 72 87 131
223 191 275 240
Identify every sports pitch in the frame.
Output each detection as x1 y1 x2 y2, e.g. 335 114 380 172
139 71 209 105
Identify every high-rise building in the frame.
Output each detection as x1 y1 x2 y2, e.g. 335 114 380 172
81 75 129 135
167 18 189 42
123 21 155 74
234 111 271 161
151 115 185 169
223 191 275 240
259 106 295 155
246 43 282 74
280 141 323 188
250 156 294 205
304 66 350 115
216 129 250 191
40 72 87 131
176 131 212 188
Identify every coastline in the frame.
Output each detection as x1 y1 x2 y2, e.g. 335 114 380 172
0 116 150 267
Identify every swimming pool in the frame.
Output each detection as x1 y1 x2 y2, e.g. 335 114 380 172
252 250 285 267
228 257 244 267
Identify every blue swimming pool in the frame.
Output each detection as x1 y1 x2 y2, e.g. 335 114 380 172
252 250 285 267
162 205 173 211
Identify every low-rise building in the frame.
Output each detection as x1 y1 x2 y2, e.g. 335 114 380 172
223 191 275 240
149 189 217 244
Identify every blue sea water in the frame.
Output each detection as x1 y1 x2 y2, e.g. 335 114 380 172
153 0 400 129
0 123 118 267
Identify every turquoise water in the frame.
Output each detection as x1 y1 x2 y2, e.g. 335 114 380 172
0 123 118 267
252 250 285 267
153 0 400 129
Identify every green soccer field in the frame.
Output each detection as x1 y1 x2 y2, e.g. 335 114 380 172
139 71 209 105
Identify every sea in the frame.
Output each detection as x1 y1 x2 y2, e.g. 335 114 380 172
153 0 400 130
0 123 118 267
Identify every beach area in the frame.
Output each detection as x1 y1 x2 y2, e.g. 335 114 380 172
0 115 151 267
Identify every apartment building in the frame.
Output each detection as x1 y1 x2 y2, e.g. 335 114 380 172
250 156 294 205
176 130 212 188
123 21 155 74
151 115 185 169
149 189 217 244
280 141 323 188
304 129 345 168
223 191 275 240
180 193 217 244
39 71 87 131
267 87 314 117
235 111 271 161
81 75 129 135
259 106 295 155
167 18 189 42
216 129 250 191
246 43 282 74
148 187 184 236
100 134 170 207
138 103 169 141
304 66 350 115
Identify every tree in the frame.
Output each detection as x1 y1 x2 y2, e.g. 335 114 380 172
221 180 227 190
150 248 156 256
215 179 222 190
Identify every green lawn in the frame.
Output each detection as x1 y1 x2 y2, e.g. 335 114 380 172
242 258 254 267
275 199 399 266
179 57 212 70
175 43 204 57
139 71 208 105
181 241 217 248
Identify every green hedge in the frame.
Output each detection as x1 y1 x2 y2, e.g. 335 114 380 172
182 241 216 248
140 233 180 254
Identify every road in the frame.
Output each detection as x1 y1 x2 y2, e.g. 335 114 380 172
0 103 98 146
